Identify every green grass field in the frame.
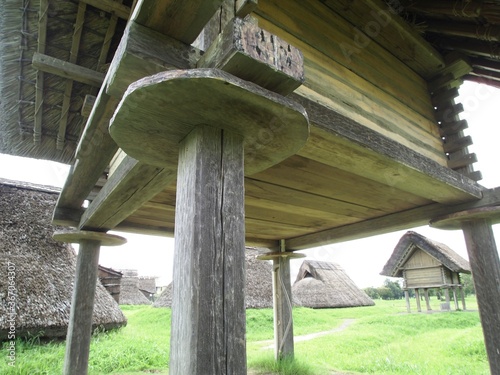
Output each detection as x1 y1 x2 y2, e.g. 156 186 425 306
1 298 488 374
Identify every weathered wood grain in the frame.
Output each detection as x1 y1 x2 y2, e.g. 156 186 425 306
79 156 176 231
290 95 482 204
34 0 49 143
131 0 224 44
32 53 105 87
106 21 201 98
198 17 304 95
461 219 500 374
109 69 309 174
170 126 246 374
320 0 444 78
81 0 131 20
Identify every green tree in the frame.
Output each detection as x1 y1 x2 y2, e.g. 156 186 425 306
460 273 475 296
364 287 380 299
383 278 404 299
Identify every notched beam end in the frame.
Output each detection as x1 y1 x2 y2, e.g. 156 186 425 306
198 17 304 96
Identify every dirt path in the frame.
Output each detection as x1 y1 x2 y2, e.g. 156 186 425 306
259 318 356 349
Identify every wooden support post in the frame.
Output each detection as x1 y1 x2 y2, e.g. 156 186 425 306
452 287 459 310
272 247 294 360
431 207 500 375
52 231 126 375
460 287 467 310
404 290 411 313
257 246 304 360
424 288 432 311
443 288 451 311
415 289 422 312
170 126 246 374
462 219 500 372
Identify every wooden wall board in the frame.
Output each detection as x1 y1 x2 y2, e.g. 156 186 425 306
404 249 441 269
255 0 434 118
253 1 447 165
319 0 444 78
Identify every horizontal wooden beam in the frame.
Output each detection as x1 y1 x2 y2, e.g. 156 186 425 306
471 57 500 73
465 74 500 89
79 156 176 231
290 93 483 204
286 187 500 251
131 0 224 44
32 52 105 87
425 20 500 42
106 21 200 98
55 88 119 210
81 0 131 20
197 17 304 95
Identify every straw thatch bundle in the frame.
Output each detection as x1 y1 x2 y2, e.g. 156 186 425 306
293 260 375 309
0 179 126 339
0 0 126 163
119 269 152 305
154 247 273 309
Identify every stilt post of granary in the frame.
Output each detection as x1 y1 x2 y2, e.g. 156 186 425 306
52 230 126 375
258 243 305 360
431 207 500 374
414 288 422 312
424 288 432 311
460 286 467 310
404 290 411 313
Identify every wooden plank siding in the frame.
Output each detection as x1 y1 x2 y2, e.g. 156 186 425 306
254 0 447 164
405 267 444 288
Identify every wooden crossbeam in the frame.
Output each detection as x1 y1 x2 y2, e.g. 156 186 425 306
286 187 500 251
34 0 48 144
106 21 200 98
79 157 176 231
32 53 105 87
55 89 120 211
57 2 86 150
81 0 131 20
131 0 224 44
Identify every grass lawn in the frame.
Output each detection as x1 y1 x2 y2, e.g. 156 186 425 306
1 298 488 374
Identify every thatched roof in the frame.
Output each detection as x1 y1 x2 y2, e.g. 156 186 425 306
154 247 273 309
0 178 126 339
2 1 500 166
381 230 471 277
0 0 130 163
292 260 375 309
118 269 151 305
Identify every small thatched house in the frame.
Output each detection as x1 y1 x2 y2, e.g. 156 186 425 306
98 266 123 303
119 269 151 305
154 247 273 308
293 260 374 309
0 179 126 339
138 276 157 301
381 231 471 312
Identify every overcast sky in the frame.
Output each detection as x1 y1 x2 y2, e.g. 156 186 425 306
0 81 498 288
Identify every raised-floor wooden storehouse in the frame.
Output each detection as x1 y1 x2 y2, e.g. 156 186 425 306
381 231 471 312
2 0 500 373
98 265 123 303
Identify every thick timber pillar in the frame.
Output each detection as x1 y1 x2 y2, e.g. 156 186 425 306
52 230 126 375
109 68 309 374
431 207 500 374
170 125 246 374
424 288 432 311
258 247 305 360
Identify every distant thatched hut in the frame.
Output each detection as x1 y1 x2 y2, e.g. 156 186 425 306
0 179 127 339
119 269 151 305
154 247 273 308
293 260 375 308
138 276 157 301
381 231 471 312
